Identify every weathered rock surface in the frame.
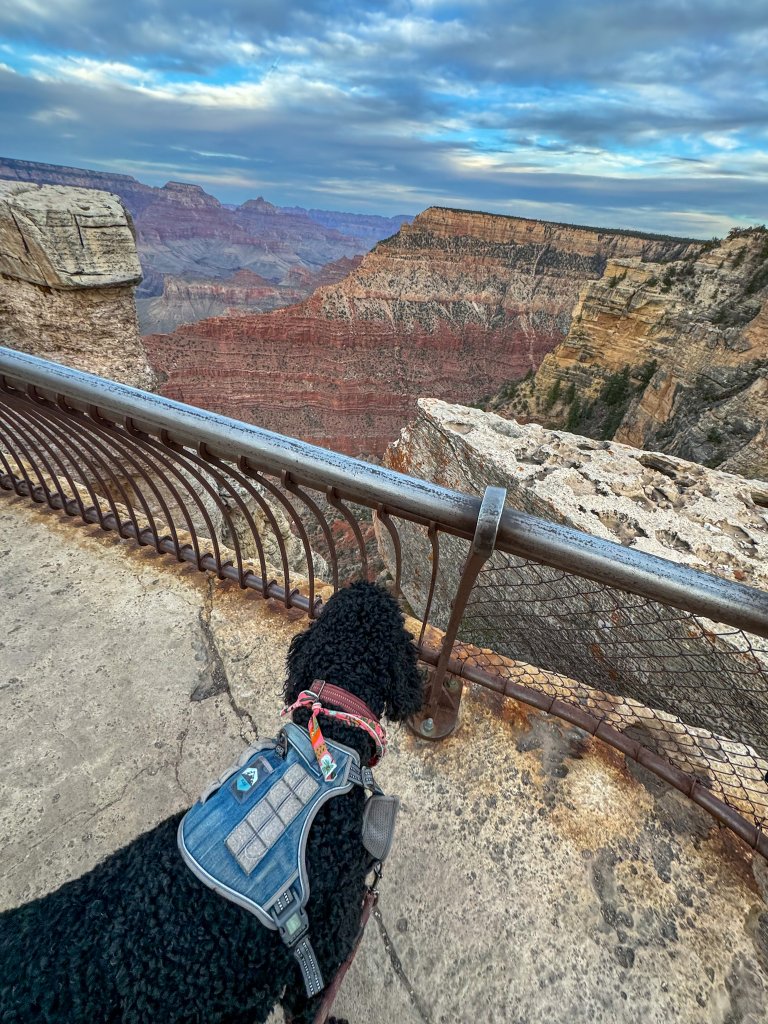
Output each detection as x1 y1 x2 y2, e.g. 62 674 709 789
0 182 157 389
382 399 768 755
389 399 768 581
0 181 141 288
0 159 408 334
3 492 768 1023
145 207 694 456
493 229 768 482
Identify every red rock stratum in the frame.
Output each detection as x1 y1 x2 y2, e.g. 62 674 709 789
146 207 694 456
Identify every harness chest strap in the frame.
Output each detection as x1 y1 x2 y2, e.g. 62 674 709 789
267 885 324 997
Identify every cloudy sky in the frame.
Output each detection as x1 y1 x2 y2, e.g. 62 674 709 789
1 0 766 236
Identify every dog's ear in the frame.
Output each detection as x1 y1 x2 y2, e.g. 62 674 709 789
384 634 426 722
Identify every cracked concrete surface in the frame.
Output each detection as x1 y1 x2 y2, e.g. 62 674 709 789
3 493 768 1023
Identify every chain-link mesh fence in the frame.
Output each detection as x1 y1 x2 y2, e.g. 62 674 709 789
458 552 768 834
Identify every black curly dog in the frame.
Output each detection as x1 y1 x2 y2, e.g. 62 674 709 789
0 582 424 1023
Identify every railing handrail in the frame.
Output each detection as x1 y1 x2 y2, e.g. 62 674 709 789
3 344 768 639
496 510 768 639
0 346 481 532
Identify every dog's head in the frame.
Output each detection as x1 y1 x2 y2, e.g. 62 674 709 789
284 581 424 723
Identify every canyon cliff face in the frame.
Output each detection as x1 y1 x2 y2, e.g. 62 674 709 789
0 182 156 389
0 158 409 334
491 229 768 482
137 257 362 334
146 207 693 456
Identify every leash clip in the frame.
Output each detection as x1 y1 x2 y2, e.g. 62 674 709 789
370 861 383 897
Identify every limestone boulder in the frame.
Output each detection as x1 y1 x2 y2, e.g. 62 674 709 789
0 182 157 390
0 181 141 288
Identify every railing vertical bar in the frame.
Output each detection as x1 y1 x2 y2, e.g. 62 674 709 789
375 505 402 597
418 522 441 648
77 414 179 553
3 398 92 520
21 400 126 535
120 423 222 572
50 403 148 544
412 487 507 739
1 397 69 512
281 471 340 603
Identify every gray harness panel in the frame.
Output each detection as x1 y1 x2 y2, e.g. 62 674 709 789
178 722 397 997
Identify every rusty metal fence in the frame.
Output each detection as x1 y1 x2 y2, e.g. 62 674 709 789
2 346 768 859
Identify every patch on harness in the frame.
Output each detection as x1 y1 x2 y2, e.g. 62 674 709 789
225 763 320 875
230 756 273 802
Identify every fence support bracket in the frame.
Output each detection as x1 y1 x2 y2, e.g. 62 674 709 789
411 485 507 740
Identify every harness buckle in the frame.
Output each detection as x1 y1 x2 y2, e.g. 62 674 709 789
274 730 288 759
269 888 310 947
370 861 384 897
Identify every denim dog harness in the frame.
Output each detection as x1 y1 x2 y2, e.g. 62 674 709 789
178 717 397 998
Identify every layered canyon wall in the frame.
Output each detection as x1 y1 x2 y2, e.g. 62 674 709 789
0 158 408 334
146 207 694 456
0 181 156 389
490 229 768 481
138 257 362 334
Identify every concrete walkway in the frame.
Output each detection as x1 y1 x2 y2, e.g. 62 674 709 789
2 492 768 1022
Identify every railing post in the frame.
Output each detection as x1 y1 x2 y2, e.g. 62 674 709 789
411 485 507 739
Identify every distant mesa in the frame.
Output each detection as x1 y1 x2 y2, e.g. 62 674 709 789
239 197 279 214
0 156 413 334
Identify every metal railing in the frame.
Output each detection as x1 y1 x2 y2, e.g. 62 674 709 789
2 345 768 858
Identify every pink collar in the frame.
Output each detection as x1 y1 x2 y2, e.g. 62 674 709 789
281 680 387 767
309 680 380 722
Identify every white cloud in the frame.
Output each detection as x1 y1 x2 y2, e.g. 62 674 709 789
702 132 742 151
30 55 149 88
2 0 87 25
169 146 250 161
31 105 80 123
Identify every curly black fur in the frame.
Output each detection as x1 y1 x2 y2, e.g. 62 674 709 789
0 582 424 1024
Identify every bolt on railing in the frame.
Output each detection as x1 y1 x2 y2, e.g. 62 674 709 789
2 345 768 858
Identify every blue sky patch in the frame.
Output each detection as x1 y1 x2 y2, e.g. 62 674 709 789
0 1 766 236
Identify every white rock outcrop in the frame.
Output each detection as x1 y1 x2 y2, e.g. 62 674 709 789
0 182 157 390
381 398 768 757
388 398 767 586
0 181 141 288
